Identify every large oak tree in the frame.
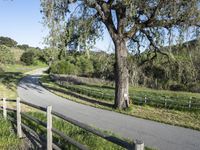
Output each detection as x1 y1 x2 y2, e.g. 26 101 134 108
41 0 200 109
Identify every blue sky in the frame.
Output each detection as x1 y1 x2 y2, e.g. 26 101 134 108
0 0 111 50
0 0 48 48
0 1 197 51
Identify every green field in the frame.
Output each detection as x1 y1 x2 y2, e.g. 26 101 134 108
41 75 200 131
0 64 47 149
0 64 144 150
45 75 200 110
0 64 46 99
0 114 21 150
18 111 153 150
21 111 125 150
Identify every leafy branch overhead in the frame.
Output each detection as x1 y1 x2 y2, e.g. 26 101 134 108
41 0 200 109
41 0 200 52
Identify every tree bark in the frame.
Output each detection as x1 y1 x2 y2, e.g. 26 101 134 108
114 38 130 109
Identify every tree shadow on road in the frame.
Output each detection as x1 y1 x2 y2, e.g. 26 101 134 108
17 75 44 94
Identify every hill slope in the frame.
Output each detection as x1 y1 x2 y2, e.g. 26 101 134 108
134 39 200 92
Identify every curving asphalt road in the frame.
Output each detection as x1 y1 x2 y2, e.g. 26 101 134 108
17 69 200 150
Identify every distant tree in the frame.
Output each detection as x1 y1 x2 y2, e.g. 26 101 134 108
42 48 59 65
50 60 78 75
41 0 200 109
20 51 35 65
76 56 94 76
91 52 115 80
17 44 30 50
0 36 17 47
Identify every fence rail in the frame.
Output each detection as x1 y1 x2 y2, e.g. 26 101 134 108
0 98 144 150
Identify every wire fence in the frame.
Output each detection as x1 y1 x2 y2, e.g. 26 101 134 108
55 80 200 111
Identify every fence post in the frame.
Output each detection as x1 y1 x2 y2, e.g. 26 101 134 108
3 98 7 119
144 97 147 104
17 97 22 138
134 139 144 150
47 106 52 150
164 99 167 108
188 100 191 109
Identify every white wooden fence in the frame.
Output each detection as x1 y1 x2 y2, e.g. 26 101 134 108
0 97 144 150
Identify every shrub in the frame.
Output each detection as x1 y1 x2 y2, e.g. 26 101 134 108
76 56 94 76
0 45 15 64
42 48 59 65
187 83 200 93
50 60 78 75
142 65 166 80
91 53 114 80
20 51 35 65
0 67 4 73
169 83 186 91
33 60 46 66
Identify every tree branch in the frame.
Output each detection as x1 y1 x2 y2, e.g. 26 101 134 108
141 29 170 62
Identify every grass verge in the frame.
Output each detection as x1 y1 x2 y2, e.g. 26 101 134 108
0 63 47 149
40 75 200 131
0 64 154 150
0 64 47 99
0 114 21 150
19 111 153 150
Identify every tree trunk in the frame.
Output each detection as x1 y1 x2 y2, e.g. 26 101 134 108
114 38 130 109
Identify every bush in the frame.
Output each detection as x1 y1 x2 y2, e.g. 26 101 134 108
169 83 186 91
76 56 94 76
50 60 78 75
91 53 114 80
20 51 35 65
42 48 59 65
33 60 46 66
0 67 4 73
0 45 15 64
187 83 200 93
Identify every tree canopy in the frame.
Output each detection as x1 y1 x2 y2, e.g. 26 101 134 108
41 0 200 109
0 36 17 47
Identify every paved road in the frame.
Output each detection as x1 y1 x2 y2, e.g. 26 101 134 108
17 69 200 150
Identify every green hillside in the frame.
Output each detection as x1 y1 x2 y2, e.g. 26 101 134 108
136 39 200 92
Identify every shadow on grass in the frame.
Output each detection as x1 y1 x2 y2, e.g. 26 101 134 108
7 111 45 150
81 83 115 90
0 72 23 91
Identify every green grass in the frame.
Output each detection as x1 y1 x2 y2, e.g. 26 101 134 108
0 114 21 150
0 64 155 150
50 77 200 110
20 111 153 150
23 112 125 150
0 63 47 99
1 63 46 73
0 63 47 149
41 75 200 131
0 64 130 150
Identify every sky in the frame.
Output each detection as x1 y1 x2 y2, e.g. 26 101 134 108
0 0 48 48
1 1 196 51
0 0 112 50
